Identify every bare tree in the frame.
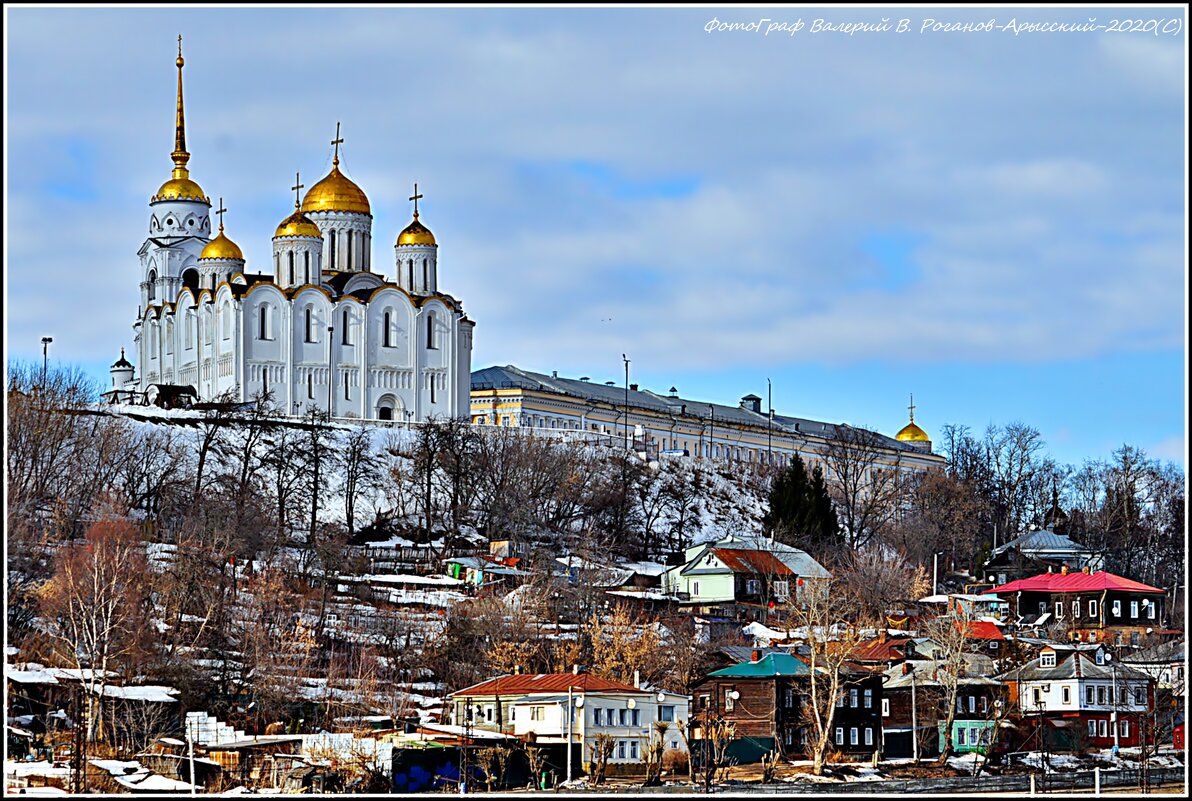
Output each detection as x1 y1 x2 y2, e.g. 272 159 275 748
823 425 906 551
783 578 872 776
36 518 150 741
923 608 978 764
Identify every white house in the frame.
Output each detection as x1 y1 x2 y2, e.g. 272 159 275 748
449 672 689 767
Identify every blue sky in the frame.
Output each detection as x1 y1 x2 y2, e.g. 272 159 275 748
4 6 1186 469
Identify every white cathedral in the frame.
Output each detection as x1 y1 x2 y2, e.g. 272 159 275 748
108 41 474 421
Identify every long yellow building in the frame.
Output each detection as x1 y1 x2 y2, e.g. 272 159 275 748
469 365 945 475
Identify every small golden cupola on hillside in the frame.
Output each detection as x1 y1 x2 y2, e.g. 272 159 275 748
895 394 932 450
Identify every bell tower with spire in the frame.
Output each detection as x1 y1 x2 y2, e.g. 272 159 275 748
135 36 213 390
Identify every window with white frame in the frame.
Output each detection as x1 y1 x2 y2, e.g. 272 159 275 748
724 691 734 712
784 689 794 709
1147 600 1156 619
1098 719 1108 737
1040 652 1057 668
864 689 872 709
530 706 544 721
1062 686 1071 704
1088 719 1097 738
616 741 626 760
1072 600 1080 619
850 727 858 746
1131 601 1139 618
957 728 966 746
631 709 641 726
1089 600 1098 618
835 727 843 745
1120 720 1129 738
774 580 789 598
864 728 873 746
630 740 639 760
1133 686 1144 705
1112 600 1122 617
620 708 630 726
968 695 976 713
659 705 675 722
746 579 761 595
1032 688 1043 707
1097 686 1107 705
882 698 890 717
1055 602 1064 619
850 689 858 708
594 708 604 726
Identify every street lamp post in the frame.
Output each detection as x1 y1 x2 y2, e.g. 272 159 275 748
933 551 945 596
766 377 773 464
41 336 53 386
622 354 631 451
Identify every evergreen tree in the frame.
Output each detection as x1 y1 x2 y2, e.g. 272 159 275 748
763 455 842 557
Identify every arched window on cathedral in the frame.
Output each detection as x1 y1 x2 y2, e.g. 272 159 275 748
342 309 351 345
423 258 428 289
383 311 392 347
429 373 437 404
150 324 158 358
329 232 337 269
426 312 436 349
304 307 314 343
258 305 269 340
408 259 414 289
222 304 231 339
347 231 353 270
288 251 295 284
275 253 280 277
165 320 173 354
185 313 193 349
147 270 157 301
304 251 310 284
307 372 314 399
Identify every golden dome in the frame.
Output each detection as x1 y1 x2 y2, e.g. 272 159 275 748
301 163 370 215
153 176 208 203
200 228 244 261
274 208 321 239
397 214 436 246
896 421 930 442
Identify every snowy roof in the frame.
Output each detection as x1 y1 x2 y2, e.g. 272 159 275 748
5 666 60 685
101 685 180 703
991 529 1093 557
352 573 464 587
999 651 1152 683
1123 637 1185 665
883 660 1003 689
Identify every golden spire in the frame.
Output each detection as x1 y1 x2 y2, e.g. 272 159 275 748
171 34 190 179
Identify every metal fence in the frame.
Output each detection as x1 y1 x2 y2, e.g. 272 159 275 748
623 766 1185 794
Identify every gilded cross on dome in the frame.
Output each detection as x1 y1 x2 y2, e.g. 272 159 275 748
409 183 423 218
291 172 304 208
214 197 227 231
908 393 916 423
331 122 344 166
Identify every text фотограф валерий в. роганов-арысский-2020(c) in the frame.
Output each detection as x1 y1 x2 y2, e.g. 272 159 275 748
702 15 1184 37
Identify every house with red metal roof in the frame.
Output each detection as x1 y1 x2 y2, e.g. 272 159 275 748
983 566 1167 648
659 535 830 618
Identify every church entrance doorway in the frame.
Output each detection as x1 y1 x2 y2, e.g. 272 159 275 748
182 268 200 295
378 407 392 421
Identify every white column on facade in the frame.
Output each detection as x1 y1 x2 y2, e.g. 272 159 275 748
234 301 244 401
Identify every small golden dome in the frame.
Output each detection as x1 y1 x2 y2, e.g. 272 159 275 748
200 228 243 261
153 176 208 203
896 421 930 442
301 163 370 215
397 215 436 246
274 209 321 239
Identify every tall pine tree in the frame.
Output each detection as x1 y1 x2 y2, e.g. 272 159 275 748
763 455 842 558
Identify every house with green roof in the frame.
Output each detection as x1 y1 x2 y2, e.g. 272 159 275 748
689 649 881 763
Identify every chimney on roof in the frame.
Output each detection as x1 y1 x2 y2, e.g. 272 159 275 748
902 663 910 676
634 669 640 688
879 630 887 644
552 371 558 379
751 649 762 663
740 394 762 413
630 383 639 392
1061 565 1070 575
573 664 582 675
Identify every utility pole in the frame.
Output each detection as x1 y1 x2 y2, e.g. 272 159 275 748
186 716 197 795
911 669 919 762
566 685 573 785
